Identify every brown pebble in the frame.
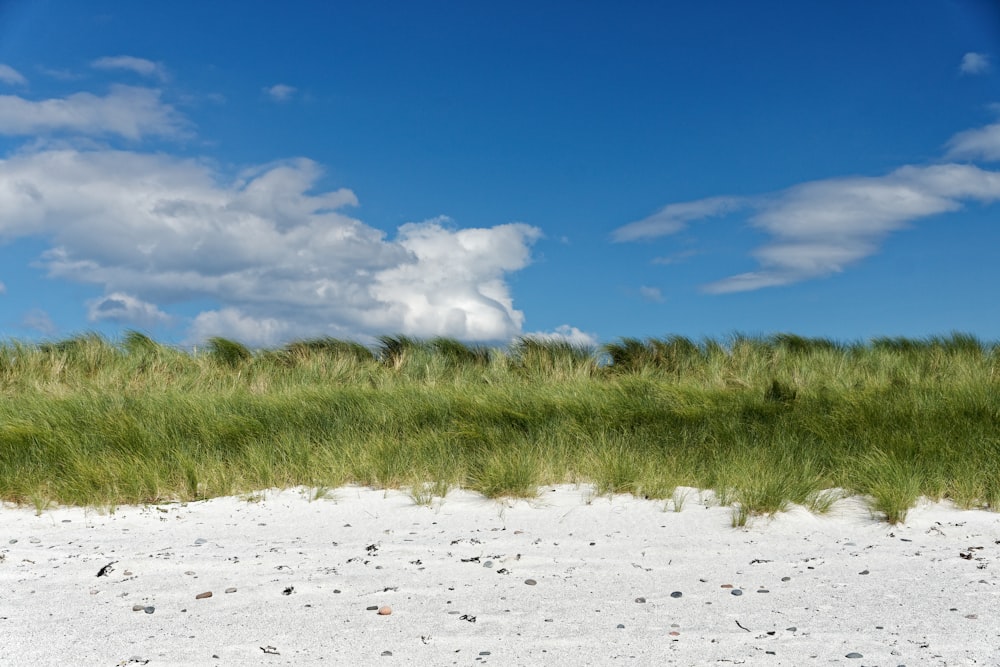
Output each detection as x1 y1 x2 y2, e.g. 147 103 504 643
195 591 213 599
721 584 733 589
378 606 392 615
669 631 680 636
132 604 144 611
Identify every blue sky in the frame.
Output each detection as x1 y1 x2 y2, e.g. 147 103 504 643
1 1 998 347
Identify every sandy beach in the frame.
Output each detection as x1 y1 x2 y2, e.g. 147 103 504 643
2 486 999 666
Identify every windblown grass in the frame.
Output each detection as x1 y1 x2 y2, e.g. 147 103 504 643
0 331 997 525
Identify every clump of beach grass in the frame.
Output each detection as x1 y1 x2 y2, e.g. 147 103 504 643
0 331 996 526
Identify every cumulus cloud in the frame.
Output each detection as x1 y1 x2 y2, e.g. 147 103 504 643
0 85 186 140
0 148 542 345
87 292 173 327
264 84 296 102
0 64 27 86
91 56 167 81
615 122 1000 293
960 52 991 75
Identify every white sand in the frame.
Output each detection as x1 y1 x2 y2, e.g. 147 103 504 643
2 486 999 666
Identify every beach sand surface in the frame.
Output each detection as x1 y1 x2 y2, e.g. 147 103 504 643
2 486 999 666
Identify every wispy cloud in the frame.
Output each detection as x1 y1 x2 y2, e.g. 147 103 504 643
0 281 6 294
0 64 27 86
22 309 56 335
960 52 991 76
91 55 167 81
615 121 1000 294
945 122 1000 161
0 85 187 140
638 286 664 302
612 196 745 242
264 84 296 102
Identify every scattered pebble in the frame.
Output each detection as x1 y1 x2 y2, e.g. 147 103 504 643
225 587 237 594
381 651 392 657
757 589 769 594
366 605 379 611
616 624 625 629
196 591 213 600
143 606 155 614
721 584 733 589
194 538 207 546
859 570 870 575
634 597 646 603
132 604 144 611
845 652 863 659
378 606 392 615
524 579 537 586
781 577 791 582
731 589 743 596
670 591 683 598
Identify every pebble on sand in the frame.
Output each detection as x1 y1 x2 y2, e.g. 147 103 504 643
524 579 537 586
196 591 213 600
378 606 392 615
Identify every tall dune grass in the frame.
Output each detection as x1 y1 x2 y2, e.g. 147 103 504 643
0 331 997 523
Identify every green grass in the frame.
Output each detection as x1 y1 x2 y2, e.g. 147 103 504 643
0 331 997 525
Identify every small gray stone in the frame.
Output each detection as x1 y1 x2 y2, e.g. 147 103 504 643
616 623 625 629
846 653 863 659
670 591 683 598
634 597 646 603
132 605 144 611
225 587 237 594
143 606 155 614
524 579 537 586
194 538 207 545
731 589 743 596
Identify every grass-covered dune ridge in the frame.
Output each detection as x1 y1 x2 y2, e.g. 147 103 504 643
1 331 997 524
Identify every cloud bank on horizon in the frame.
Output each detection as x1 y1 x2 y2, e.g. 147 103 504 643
613 53 1000 295
0 62 566 346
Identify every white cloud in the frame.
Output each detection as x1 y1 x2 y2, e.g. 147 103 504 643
612 196 745 242
87 292 173 327
523 324 598 347
707 164 1000 293
0 148 542 344
22 308 56 335
615 128 1000 294
188 308 292 348
638 285 663 302
0 85 186 140
264 84 296 102
0 64 27 86
945 122 1000 161
0 281 5 294
960 52 991 75
91 56 167 81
